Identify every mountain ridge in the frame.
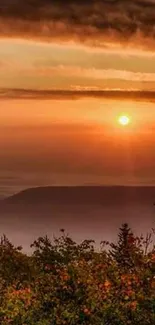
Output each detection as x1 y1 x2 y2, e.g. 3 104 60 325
2 185 155 206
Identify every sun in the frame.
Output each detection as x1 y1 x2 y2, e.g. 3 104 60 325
118 115 130 126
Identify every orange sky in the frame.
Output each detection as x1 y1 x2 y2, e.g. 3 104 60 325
1 0 155 189
0 96 155 188
0 38 155 91
0 37 155 187
0 97 154 127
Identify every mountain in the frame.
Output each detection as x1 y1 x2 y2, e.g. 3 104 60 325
2 185 155 206
0 186 155 253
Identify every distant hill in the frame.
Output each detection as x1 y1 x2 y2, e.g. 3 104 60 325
2 186 155 206
0 186 155 253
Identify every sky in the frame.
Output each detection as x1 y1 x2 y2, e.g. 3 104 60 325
1 0 155 195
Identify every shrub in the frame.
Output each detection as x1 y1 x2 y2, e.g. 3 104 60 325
0 225 154 324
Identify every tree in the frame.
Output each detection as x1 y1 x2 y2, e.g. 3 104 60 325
109 223 142 271
0 234 33 286
31 229 96 270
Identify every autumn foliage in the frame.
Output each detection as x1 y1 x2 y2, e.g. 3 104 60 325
0 224 155 324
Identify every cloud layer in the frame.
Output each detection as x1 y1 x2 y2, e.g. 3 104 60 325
1 88 155 102
1 0 155 50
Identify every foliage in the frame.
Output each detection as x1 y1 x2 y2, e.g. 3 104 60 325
0 225 155 324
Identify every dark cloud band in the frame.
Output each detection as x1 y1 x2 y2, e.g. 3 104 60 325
0 0 155 49
1 88 155 102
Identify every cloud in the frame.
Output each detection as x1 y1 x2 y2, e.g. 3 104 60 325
0 0 155 50
22 65 155 82
1 88 155 102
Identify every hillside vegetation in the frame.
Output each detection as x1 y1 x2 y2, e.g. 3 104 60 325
0 224 155 325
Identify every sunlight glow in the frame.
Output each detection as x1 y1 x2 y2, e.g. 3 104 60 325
118 115 130 126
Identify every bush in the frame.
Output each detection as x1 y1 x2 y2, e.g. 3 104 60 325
0 225 154 324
